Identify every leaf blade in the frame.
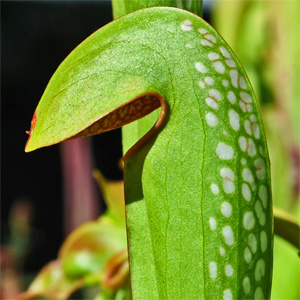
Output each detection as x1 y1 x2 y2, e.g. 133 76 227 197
26 7 272 299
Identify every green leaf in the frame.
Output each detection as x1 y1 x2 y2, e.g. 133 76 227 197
212 2 300 298
25 7 272 299
112 0 203 155
271 235 300 300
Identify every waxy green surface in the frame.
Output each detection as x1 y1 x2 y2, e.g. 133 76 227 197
25 7 272 299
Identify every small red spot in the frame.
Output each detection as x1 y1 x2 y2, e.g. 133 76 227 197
246 140 250 151
25 111 37 149
225 176 232 182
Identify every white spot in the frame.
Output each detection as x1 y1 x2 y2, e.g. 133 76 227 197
186 43 193 48
198 28 208 34
254 287 264 300
255 200 263 217
242 183 251 202
213 61 225 74
244 120 252 135
209 262 217 280
208 52 220 61
210 183 220 195
239 76 247 89
222 226 234 246
255 200 266 226
240 91 252 103
248 138 257 157
252 122 260 139
223 130 228 136
199 81 205 88
259 146 264 155
206 112 218 127
243 211 255 230
241 158 247 165
243 277 251 294
242 168 254 184
260 231 267 253
209 89 222 101
248 233 257 253
255 158 266 180
244 247 252 263
205 34 217 44
225 264 233 277
195 62 207 73
209 217 217 230
223 289 232 300
226 59 236 68
228 109 240 131
239 136 247 152
216 142 234 160
229 69 239 88
201 39 213 47
250 115 260 139
252 124 260 139
206 97 219 109
260 213 266 226
220 168 235 181
259 185 268 209
204 76 214 85
219 247 225 256
181 20 193 31
250 114 257 122
219 46 231 59
239 100 247 112
221 202 232 218
255 259 265 281
227 91 236 104
222 79 229 87
220 168 235 194
247 103 253 112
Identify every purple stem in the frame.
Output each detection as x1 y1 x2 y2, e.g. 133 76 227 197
60 137 100 235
